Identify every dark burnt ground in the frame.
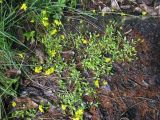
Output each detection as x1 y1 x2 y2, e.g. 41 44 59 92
92 17 160 120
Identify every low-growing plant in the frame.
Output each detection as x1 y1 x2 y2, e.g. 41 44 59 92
58 64 95 118
11 108 36 119
80 22 137 77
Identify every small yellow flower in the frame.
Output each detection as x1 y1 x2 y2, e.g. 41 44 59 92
34 66 42 73
60 35 65 40
103 81 108 86
30 19 35 23
79 20 83 24
45 67 55 75
61 104 67 111
39 105 44 113
50 29 58 36
94 79 100 88
42 17 49 27
49 50 56 57
67 18 71 22
12 101 16 107
42 10 47 15
132 47 136 52
102 12 105 16
142 11 147 16
82 39 88 44
120 12 126 16
95 34 100 38
42 17 48 21
20 3 27 11
74 108 84 119
92 9 96 13
120 26 123 30
72 118 80 120
42 20 49 27
105 57 111 63
54 20 62 26
18 53 24 59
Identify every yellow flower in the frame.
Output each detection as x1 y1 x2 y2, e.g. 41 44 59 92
94 79 100 88
42 10 47 15
79 20 83 24
20 3 27 11
39 105 44 113
12 101 16 107
42 20 49 27
120 12 126 16
142 11 147 16
54 20 62 26
74 108 84 119
72 118 80 120
103 81 108 86
30 19 35 23
60 35 65 40
18 53 24 59
120 26 123 30
82 39 88 44
42 17 48 21
92 9 96 13
42 17 49 27
50 29 58 36
49 50 56 57
61 104 67 111
105 57 111 63
102 12 105 16
45 67 55 75
34 66 42 73
95 34 100 38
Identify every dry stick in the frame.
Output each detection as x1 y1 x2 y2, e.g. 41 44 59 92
116 83 128 112
120 99 158 117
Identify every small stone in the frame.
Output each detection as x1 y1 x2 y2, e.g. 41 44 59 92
155 5 160 15
134 7 143 13
142 80 149 87
120 5 131 10
102 6 111 14
44 90 53 97
111 0 121 10
84 112 92 119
